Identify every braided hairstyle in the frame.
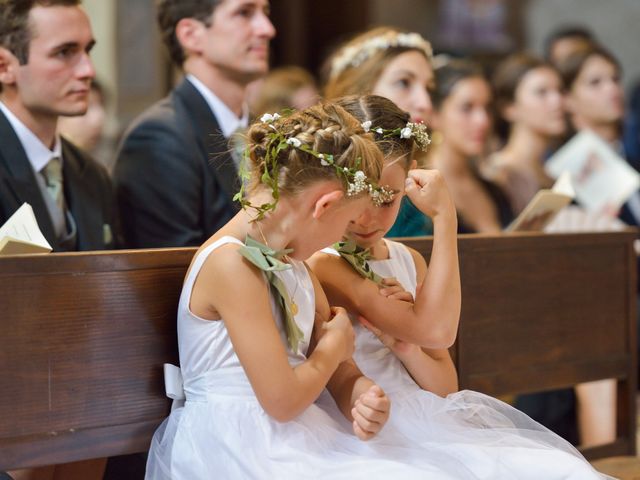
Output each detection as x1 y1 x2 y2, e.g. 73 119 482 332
335 94 414 168
244 102 383 199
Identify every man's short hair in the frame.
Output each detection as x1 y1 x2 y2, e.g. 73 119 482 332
543 26 595 62
156 0 222 67
0 0 81 65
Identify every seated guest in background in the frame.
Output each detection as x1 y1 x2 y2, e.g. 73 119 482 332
426 58 513 233
114 0 275 248
0 1 115 478
58 78 112 173
544 25 597 67
0 0 116 252
483 53 564 216
249 65 319 117
560 45 640 183
485 56 575 445
323 26 435 237
559 49 640 435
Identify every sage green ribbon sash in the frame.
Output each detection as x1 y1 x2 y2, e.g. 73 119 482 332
238 235 304 353
334 239 383 285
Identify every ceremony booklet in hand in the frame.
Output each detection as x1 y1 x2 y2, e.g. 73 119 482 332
0 203 52 255
545 130 640 214
506 172 574 232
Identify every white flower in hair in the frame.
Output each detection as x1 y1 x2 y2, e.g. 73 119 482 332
260 112 281 123
400 127 413 139
362 121 372 132
347 170 369 197
375 128 384 134
286 137 302 148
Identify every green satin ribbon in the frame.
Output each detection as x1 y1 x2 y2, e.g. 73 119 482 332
238 235 304 353
334 239 383 285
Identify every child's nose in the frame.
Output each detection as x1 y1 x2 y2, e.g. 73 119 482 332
354 207 374 226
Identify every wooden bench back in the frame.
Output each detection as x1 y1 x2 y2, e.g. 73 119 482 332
0 248 192 469
0 231 636 469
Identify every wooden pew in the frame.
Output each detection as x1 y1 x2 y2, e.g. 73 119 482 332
0 231 636 470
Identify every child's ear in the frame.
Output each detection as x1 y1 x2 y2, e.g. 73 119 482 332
0 47 18 86
312 189 344 219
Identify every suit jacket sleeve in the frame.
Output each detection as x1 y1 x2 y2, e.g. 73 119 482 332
114 112 210 248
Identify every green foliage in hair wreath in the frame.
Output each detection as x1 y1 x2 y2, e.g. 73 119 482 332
234 112 394 221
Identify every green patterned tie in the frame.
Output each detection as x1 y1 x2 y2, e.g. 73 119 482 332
334 239 383 284
42 156 64 210
238 235 304 353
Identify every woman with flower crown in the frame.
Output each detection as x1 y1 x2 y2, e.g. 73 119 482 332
324 26 436 237
145 102 465 479
308 94 610 479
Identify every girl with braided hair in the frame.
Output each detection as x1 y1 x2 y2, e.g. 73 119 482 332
145 102 455 479
309 94 609 479
324 26 436 237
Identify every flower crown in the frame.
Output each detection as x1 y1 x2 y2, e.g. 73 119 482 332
362 120 431 152
234 113 395 220
330 31 433 80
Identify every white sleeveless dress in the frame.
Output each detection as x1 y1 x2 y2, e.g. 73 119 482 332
145 236 462 479
318 240 611 479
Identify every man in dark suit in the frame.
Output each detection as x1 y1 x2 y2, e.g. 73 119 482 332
0 0 115 253
0 1 116 478
114 0 276 248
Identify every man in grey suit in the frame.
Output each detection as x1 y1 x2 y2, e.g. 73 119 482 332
0 0 116 253
114 0 276 248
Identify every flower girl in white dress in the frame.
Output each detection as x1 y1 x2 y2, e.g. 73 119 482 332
309 95 611 479
145 102 468 479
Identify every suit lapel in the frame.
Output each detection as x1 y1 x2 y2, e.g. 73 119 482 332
0 110 60 249
175 79 241 209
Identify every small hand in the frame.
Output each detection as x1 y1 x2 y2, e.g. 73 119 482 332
319 306 355 362
352 384 390 441
378 277 414 303
404 168 455 219
359 316 418 357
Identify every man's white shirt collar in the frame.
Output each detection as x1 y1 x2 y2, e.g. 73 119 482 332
0 100 62 173
186 74 249 138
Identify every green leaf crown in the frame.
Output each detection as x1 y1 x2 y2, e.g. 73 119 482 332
361 120 431 152
234 112 395 220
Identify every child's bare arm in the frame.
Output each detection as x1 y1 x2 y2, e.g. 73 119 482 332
307 265 390 440
308 169 460 349
200 245 352 422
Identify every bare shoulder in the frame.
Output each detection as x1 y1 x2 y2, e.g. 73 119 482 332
190 241 267 320
307 250 346 279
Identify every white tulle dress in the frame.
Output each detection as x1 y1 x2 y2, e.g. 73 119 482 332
317 239 611 479
146 236 466 479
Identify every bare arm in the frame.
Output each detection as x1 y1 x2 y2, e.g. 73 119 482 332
309 170 460 348
196 244 352 422
307 266 390 440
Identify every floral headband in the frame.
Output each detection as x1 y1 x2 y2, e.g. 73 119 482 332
362 120 431 152
234 113 395 220
330 31 433 80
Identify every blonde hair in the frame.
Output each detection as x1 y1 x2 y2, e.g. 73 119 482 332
244 102 383 198
323 27 433 100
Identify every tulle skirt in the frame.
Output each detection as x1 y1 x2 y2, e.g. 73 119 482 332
315 386 611 480
146 370 610 479
145 370 455 479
